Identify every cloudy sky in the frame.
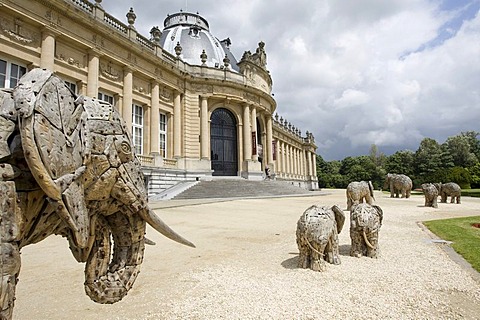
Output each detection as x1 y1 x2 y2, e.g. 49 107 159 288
101 0 480 160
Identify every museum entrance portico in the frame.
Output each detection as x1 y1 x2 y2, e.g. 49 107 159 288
210 108 238 176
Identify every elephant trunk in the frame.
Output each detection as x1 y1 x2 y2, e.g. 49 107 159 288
84 212 145 304
362 229 375 249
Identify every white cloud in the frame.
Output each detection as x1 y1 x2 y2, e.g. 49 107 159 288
101 0 480 160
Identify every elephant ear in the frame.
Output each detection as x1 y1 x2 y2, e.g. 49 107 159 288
331 205 345 234
13 69 89 248
372 205 384 226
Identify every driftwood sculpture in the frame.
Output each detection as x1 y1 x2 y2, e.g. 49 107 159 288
384 173 412 198
346 180 375 211
0 68 195 319
421 183 438 208
349 203 383 258
296 205 345 272
437 182 461 204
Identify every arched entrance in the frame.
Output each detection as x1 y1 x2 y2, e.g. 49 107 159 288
210 108 238 176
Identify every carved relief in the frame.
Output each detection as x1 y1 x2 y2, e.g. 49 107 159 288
0 17 38 45
190 83 213 93
100 61 121 81
127 52 137 64
159 87 172 102
92 34 105 48
154 67 163 78
45 9 62 27
55 43 85 68
134 77 149 94
243 92 260 104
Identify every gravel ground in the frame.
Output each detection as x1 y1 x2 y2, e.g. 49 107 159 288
14 189 480 319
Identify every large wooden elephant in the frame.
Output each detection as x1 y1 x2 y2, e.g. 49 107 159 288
384 173 412 198
0 69 195 319
350 203 383 258
296 205 345 272
346 180 375 211
438 182 461 204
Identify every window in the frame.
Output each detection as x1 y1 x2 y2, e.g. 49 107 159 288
97 91 114 105
64 80 77 94
132 104 143 155
0 59 26 89
159 112 167 157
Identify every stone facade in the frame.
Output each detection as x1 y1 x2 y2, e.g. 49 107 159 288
0 0 318 195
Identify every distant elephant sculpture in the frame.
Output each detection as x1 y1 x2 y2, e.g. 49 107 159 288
296 205 345 272
421 183 438 208
349 203 383 258
438 182 461 204
384 173 412 198
346 180 375 211
0 69 195 319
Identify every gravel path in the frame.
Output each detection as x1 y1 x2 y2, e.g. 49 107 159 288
14 189 480 319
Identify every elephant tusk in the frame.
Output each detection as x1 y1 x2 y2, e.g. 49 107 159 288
140 209 196 248
144 237 156 245
362 229 375 249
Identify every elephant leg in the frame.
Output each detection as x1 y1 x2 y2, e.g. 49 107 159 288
401 189 406 198
450 196 455 203
310 243 326 272
0 181 22 320
406 190 411 198
350 229 364 258
346 198 352 211
325 231 341 265
366 232 379 258
457 196 461 204
297 246 310 269
441 193 447 203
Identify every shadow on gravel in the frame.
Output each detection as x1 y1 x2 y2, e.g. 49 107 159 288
339 244 351 256
281 256 299 269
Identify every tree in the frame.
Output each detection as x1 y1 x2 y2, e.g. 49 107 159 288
443 135 478 168
414 138 451 182
460 131 480 160
385 150 415 176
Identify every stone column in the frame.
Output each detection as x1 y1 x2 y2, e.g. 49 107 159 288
40 28 56 70
307 151 312 177
173 91 182 158
286 144 291 178
243 104 251 161
144 105 151 155
200 96 209 159
86 50 100 98
312 152 317 177
266 115 273 165
281 141 286 177
251 107 258 161
122 67 133 130
150 81 160 155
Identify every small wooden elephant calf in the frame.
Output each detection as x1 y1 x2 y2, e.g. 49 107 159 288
350 203 383 258
421 183 438 208
296 205 345 272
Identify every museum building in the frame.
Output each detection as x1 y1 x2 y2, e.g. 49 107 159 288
0 0 318 195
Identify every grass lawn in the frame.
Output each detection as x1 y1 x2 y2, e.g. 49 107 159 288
423 216 480 273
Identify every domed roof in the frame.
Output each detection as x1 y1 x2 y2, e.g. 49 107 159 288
159 11 239 72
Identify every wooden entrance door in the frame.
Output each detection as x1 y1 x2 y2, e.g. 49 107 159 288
210 108 238 176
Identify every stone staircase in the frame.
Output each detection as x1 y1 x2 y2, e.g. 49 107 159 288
171 178 312 200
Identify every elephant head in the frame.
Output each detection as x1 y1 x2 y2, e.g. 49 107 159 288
1 68 195 316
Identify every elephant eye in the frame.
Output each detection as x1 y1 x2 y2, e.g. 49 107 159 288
120 141 131 154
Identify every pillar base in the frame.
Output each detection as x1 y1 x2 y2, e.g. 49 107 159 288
241 160 263 180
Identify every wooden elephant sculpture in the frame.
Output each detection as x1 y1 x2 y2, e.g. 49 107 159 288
384 173 412 198
0 69 195 319
346 180 375 211
437 182 461 204
296 205 345 272
421 183 438 208
350 203 383 258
